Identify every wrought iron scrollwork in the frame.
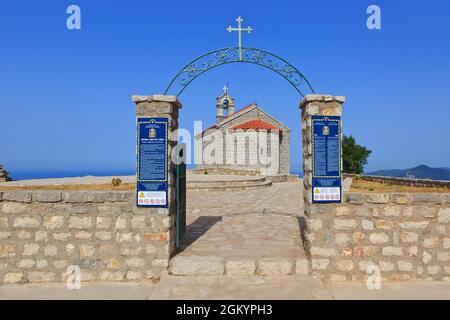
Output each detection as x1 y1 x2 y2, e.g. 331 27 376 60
164 47 315 97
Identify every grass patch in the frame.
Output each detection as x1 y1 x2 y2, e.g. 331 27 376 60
0 183 135 191
350 179 449 193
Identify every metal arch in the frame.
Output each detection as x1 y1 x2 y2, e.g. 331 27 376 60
164 47 315 97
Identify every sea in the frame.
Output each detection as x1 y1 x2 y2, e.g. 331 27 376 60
8 170 137 181
8 169 303 181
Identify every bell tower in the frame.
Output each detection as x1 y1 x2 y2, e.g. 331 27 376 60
216 85 235 123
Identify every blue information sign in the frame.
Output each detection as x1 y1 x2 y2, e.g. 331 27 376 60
136 117 168 208
312 116 342 204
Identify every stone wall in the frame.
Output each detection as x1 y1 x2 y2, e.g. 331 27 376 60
361 175 450 189
304 192 450 282
0 190 173 285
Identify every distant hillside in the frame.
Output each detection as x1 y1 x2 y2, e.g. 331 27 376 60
366 165 450 181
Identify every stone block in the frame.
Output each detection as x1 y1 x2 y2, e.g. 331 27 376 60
382 247 403 256
170 255 224 276
369 233 389 245
74 231 92 240
63 191 89 203
95 231 112 240
28 272 56 283
354 246 379 257
115 216 127 230
438 208 450 224
438 251 450 262
258 257 293 275
96 217 112 229
3 273 23 284
105 192 132 202
379 261 395 272
358 260 375 272
444 238 450 249
310 247 337 257
1 202 29 214
130 216 147 230
400 232 419 243
361 220 374 230
0 231 11 240
295 258 310 276
311 259 329 270
422 251 432 264
16 230 32 239
335 233 350 246
427 266 441 275
329 274 348 282
392 194 410 205
3 191 32 203
87 192 106 203
0 217 7 227
365 194 390 204
397 261 413 272
408 246 419 257
13 217 40 228
334 219 358 230
411 194 442 204
144 232 168 241
23 244 40 256
53 232 72 241
346 194 363 205
34 191 62 203
126 271 143 281
35 231 48 241
43 216 65 230
335 260 354 272
375 220 394 230
126 258 145 268
226 259 256 276
80 245 95 257
17 259 35 269
423 236 440 249
335 206 350 216
54 260 68 269
69 216 92 229
399 221 429 230
44 245 57 257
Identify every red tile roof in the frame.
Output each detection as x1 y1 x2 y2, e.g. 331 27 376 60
231 119 279 130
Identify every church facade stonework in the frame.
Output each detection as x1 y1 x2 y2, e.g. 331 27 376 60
195 88 290 175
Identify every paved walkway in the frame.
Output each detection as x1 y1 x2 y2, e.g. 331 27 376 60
2 279 450 300
171 182 306 275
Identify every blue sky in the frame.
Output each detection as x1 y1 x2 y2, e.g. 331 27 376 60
0 0 449 176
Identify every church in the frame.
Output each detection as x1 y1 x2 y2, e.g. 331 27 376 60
194 87 290 175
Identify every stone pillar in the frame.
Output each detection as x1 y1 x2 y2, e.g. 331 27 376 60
300 94 345 276
132 95 182 266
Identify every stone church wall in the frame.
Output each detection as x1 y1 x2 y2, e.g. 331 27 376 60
196 108 290 175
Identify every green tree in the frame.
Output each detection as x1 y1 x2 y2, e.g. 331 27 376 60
342 135 371 174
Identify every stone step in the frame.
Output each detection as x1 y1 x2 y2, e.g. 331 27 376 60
169 255 310 276
187 176 267 188
187 179 272 192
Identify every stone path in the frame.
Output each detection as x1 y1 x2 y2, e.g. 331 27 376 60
149 276 330 300
2 279 450 300
170 181 307 276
